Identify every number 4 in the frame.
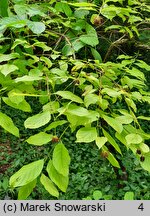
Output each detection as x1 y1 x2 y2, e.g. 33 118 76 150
138 203 144 211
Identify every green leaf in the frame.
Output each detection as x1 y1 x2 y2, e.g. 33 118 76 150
84 93 99 108
55 91 83 103
0 112 19 137
24 111 51 129
93 190 103 200
0 53 19 63
140 152 150 172
101 88 121 97
139 143 149 153
15 75 42 82
43 101 60 113
102 128 122 154
46 160 69 192
115 115 133 124
80 35 99 47
124 192 134 200
96 137 107 149
52 143 71 177
26 132 53 146
76 127 97 143
137 116 150 121
125 98 137 112
45 120 67 131
27 21 45 34
2 97 32 112
0 64 18 76
68 2 96 7
40 56 52 68
102 114 123 134
91 48 102 62
125 133 143 145
10 159 44 187
40 174 59 198
8 89 24 105
107 153 120 168
18 179 37 200
0 0 8 17
102 146 120 168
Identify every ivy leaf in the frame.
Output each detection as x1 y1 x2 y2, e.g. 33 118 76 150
26 132 53 145
55 91 83 104
46 160 69 192
76 127 97 143
52 143 71 176
10 159 44 187
40 174 59 198
125 133 143 145
24 111 51 129
124 192 134 200
0 112 19 137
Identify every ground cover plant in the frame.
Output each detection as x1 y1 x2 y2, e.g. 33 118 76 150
0 0 150 200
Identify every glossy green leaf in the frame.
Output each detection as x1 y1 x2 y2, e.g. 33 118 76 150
0 112 19 137
40 174 59 198
24 111 51 129
125 133 143 145
46 160 69 192
55 91 83 103
53 143 70 176
18 179 37 200
26 132 53 145
76 127 97 143
10 159 44 187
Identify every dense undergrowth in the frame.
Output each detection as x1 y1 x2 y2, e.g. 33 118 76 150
0 0 150 200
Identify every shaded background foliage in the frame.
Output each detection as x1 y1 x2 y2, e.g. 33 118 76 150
0 0 150 200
